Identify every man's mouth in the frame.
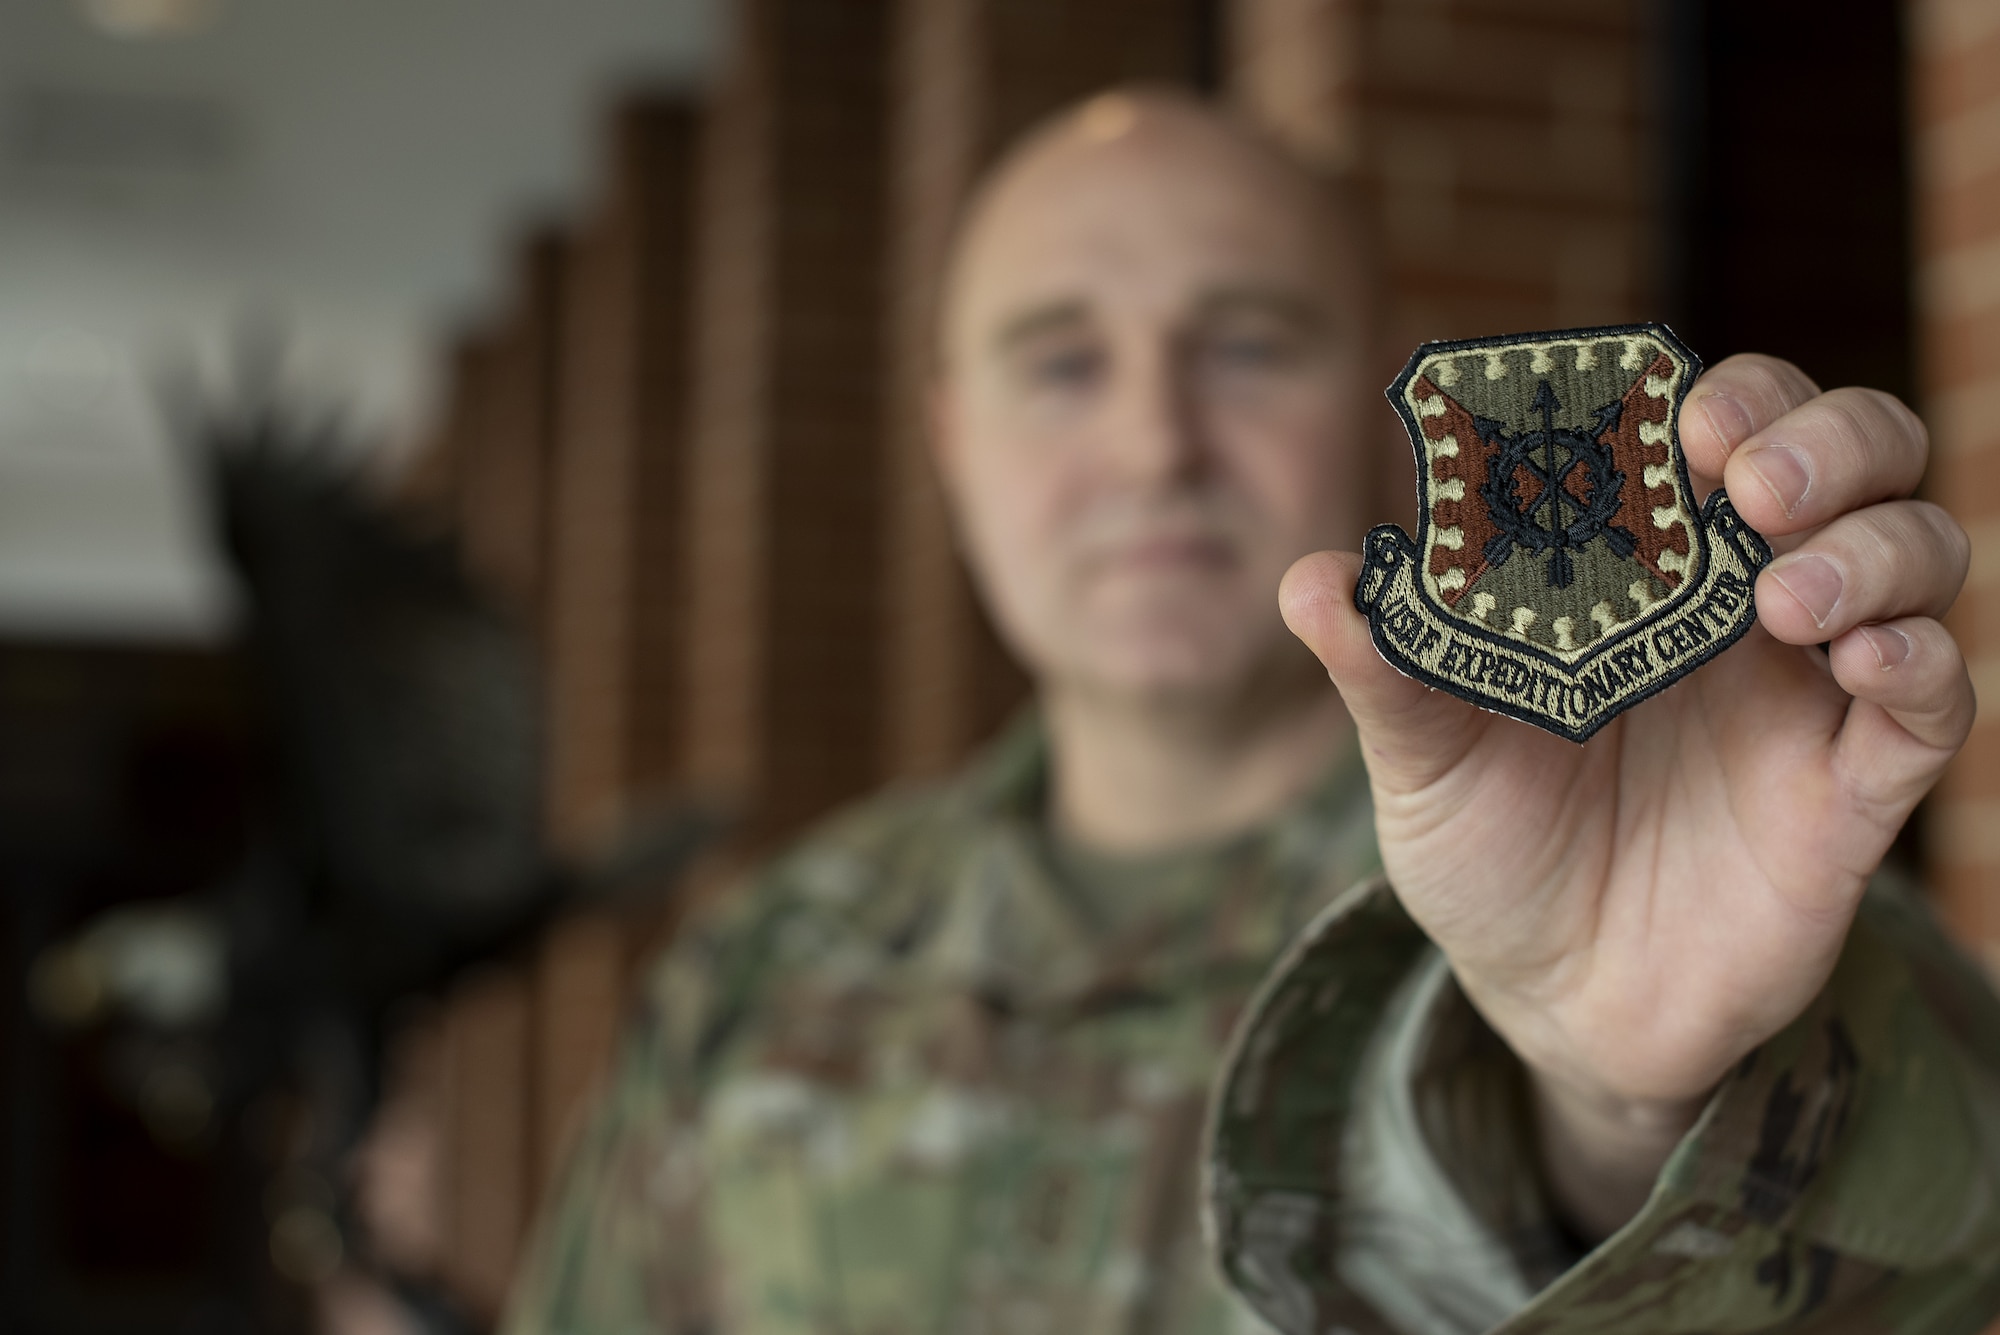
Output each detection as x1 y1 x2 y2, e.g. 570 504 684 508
1099 533 1237 573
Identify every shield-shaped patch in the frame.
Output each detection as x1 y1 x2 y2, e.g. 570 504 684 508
1356 323 1772 743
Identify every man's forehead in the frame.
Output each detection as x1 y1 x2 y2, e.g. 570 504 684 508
941 93 1363 355
989 286 1329 354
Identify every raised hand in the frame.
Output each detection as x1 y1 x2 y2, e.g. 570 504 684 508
1279 353 1973 1237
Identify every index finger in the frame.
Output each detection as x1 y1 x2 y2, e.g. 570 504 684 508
1677 353 1821 488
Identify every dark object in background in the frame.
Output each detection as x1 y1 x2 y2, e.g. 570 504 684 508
1662 0 1913 406
7 381 558 1335
1660 0 1921 867
0 644 262 1333
195 397 551 1016
5 371 716 1334
194 395 560 1335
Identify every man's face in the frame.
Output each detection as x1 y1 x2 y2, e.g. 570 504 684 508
936 104 1380 704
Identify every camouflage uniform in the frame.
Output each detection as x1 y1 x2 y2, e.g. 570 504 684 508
506 716 2000 1335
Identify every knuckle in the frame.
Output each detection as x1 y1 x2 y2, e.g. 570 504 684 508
1913 501 1972 578
1709 354 1814 418
1914 628 1975 717
1853 387 1928 461
1822 386 1884 436
1827 395 1876 454
1825 504 1964 601
1805 389 1925 483
1774 358 1821 403
1847 512 1902 571
1851 506 1967 614
1885 391 1929 453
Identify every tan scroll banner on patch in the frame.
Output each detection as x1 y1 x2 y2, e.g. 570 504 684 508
1357 323 1773 743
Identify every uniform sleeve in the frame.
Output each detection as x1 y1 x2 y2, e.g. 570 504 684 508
1206 874 2000 1335
1493 874 2000 1333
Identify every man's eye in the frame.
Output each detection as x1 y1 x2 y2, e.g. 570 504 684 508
1204 333 1299 371
1026 347 1104 388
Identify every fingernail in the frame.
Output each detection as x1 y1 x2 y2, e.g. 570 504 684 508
1770 553 1843 628
1696 390 1753 447
1746 443 1813 517
1861 624 1912 670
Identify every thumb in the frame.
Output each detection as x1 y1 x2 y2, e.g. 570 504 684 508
1279 550 1485 788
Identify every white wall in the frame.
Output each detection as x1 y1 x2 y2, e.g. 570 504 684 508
0 0 715 640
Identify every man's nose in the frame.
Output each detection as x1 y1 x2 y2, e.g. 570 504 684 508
1101 341 1207 486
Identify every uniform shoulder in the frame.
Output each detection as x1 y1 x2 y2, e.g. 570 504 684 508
651 716 1045 997
757 713 1043 922
638 730 1039 1075
760 775 980 906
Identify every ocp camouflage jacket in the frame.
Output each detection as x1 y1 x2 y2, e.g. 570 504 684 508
504 716 2000 1335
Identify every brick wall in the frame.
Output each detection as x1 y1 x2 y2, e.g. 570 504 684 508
413 105 704 1320
428 914 632 1322
436 968 530 1319
681 0 894 839
542 102 700 850
457 234 564 631
1915 0 2000 969
1230 0 1658 350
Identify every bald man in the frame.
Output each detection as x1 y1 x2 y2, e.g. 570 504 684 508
504 92 2000 1335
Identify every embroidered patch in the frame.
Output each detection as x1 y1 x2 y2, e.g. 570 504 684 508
1356 323 1772 743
